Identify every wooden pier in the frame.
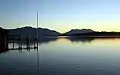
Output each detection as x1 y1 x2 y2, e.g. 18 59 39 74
8 35 39 50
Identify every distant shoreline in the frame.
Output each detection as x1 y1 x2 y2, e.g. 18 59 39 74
61 32 120 38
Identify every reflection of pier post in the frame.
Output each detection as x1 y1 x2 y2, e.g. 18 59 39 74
26 36 30 49
34 40 36 48
12 42 14 48
18 36 22 49
33 38 37 48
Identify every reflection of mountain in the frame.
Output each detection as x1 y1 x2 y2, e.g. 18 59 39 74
65 36 120 43
8 26 60 37
65 36 94 43
39 37 58 44
0 36 120 54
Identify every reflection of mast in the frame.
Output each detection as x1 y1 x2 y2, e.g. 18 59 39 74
37 48 39 72
36 12 39 72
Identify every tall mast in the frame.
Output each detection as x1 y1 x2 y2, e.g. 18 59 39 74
37 12 39 39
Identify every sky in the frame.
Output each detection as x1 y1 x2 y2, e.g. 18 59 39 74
1 0 120 33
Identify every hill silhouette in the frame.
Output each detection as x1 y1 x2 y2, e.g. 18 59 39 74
0 26 120 38
7 26 60 37
62 29 95 36
68 32 120 37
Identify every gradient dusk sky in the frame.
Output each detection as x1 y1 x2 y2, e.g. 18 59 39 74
1 0 120 33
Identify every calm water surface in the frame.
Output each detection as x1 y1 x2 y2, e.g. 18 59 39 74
0 37 120 75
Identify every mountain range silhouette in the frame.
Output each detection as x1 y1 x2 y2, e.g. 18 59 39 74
1 26 120 37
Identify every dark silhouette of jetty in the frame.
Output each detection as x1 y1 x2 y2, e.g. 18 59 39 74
0 27 39 54
0 27 8 53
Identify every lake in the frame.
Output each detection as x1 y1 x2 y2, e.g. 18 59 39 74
0 37 120 75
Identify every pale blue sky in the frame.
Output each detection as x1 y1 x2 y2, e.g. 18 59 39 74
1 0 120 33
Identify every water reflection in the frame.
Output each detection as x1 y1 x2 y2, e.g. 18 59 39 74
0 36 94 54
39 37 58 44
65 36 94 43
0 37 120 54
1 37 120 75
0 37 58 54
